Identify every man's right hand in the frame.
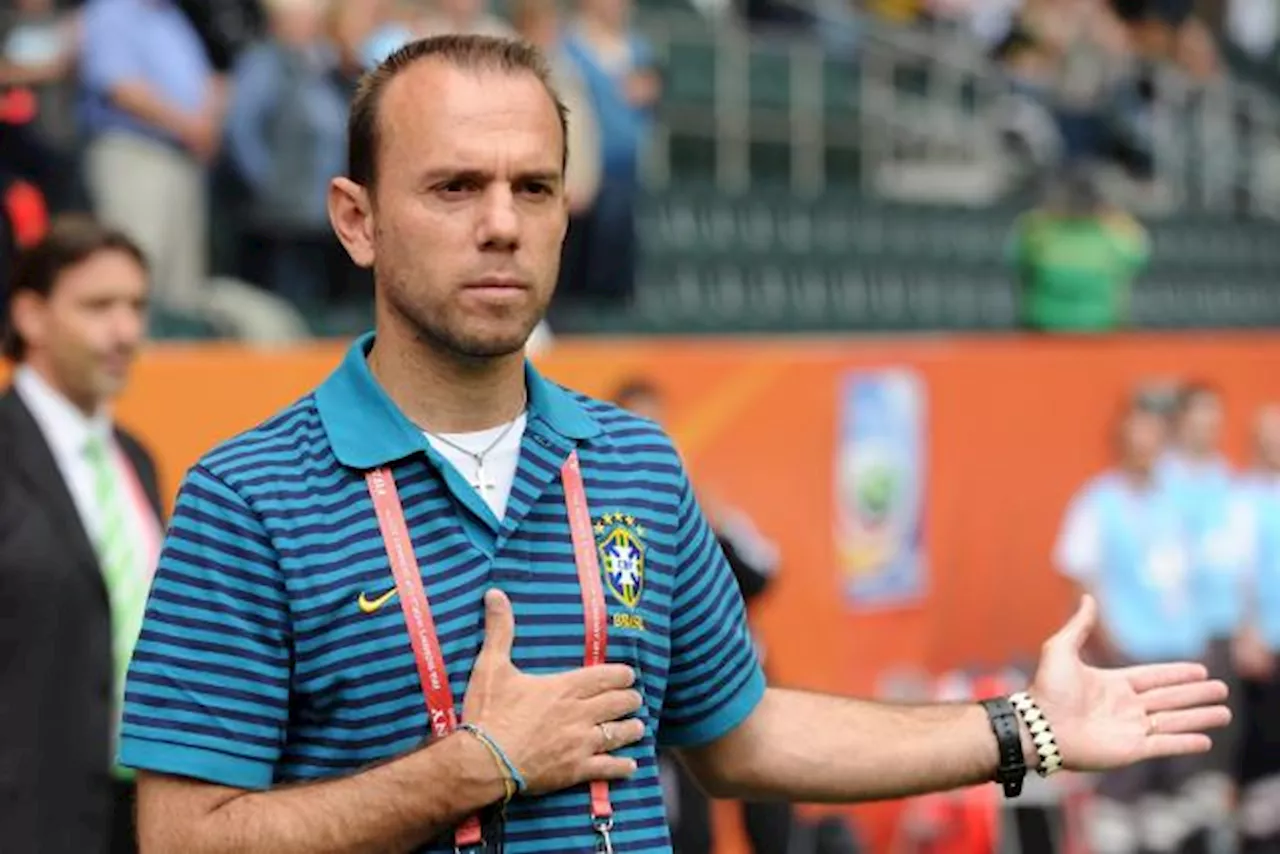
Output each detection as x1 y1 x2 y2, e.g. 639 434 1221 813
461 589 645 796
177 112 220 163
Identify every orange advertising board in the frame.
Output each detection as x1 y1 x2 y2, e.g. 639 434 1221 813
6 331 1278 851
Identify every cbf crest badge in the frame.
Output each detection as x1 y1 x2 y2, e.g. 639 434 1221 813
595 512 647 631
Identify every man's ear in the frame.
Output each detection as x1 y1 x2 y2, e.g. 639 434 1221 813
328 177 376 269
9 290 47 356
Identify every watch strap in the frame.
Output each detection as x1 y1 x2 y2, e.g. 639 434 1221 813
979 696 1027 799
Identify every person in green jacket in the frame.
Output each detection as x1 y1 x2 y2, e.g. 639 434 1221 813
1008 168 1151 332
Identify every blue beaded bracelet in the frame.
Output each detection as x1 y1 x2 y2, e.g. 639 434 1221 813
459 723 528 796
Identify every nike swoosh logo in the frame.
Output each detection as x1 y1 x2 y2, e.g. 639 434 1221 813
357 588 399 614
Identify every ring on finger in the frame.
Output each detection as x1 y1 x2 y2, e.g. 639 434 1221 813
1148 715 1159 736
598 722 614 752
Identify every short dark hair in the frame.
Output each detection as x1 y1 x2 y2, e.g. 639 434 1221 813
1174 381 1221 418
3 214 147 362
347 34 569 192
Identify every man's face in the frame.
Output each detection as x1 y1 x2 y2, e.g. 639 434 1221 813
14 249 149 409
1178 391 1223 454
1256 406 1280 470
1122 409 1168 472
343 61 567 360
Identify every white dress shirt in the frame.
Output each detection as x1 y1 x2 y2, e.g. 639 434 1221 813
14 365 160 583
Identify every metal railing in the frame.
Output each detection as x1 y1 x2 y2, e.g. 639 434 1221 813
637 7 1280 216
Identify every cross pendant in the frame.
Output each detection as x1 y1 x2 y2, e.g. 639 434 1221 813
472 461 496 493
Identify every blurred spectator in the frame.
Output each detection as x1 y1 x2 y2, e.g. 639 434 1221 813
1054 396 1211 854
510 0 603 216
1112 0 1221 80
0 214 163 854
613 378 795 854
1036 0 1133 163
173 0 268 73
1159 382 1247 821
79 0 222 314
415 0 518 38
1008 167 1150 333
363 0 516 67
991 0 1141 171
1236 404 1280 854
0 0 85 212
327 0 390 86
225 0 348 309
361 0 421 67
559 0 659 309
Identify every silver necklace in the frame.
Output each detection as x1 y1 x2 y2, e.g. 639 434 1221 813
427 404 526 493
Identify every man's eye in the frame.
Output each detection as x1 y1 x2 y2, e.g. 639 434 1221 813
521 183 553 197
439 180 477 194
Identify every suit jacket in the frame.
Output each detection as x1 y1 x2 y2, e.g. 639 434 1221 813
0 389 162 854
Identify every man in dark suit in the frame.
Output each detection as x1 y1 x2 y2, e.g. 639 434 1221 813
0 214 163 854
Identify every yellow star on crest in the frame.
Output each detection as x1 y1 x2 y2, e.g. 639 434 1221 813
625 515 637 527
594 522 605 535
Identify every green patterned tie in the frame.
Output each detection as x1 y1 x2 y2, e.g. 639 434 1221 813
83 433 145 777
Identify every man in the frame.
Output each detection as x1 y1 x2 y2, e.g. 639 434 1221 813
79 0 222 314
0 214 163 854
1159 382 1248 808
1008 167 1151 333
123 36 1229 854
1054 397 1210 854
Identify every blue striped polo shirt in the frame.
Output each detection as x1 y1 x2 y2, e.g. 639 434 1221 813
119 333 767 853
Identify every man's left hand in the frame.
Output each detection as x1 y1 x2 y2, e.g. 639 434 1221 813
1029 595 1231 773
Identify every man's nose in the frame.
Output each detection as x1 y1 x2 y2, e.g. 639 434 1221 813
477 185 520 249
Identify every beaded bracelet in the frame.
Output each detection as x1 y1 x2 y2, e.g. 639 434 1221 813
1009 691 1064 777
458 723 528 802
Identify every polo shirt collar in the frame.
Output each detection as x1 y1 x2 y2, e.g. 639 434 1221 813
315 332 600 470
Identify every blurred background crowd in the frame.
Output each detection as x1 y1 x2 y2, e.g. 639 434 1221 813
3 0 1280 339
3 0 1280 853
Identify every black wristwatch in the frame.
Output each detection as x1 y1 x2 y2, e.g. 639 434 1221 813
979 696 1027 799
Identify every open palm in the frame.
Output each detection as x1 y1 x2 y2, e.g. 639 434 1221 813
1029 596 1231 772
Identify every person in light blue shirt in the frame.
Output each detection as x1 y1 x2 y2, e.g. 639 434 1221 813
1158 385 1242 646
1157 382 1249 803
1234 405 1280 854
78 0 219 311
1054 398 1212 854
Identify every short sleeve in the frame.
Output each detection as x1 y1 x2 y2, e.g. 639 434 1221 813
80 2 142 93
658 471 766 748
119 464 290 790
1054 486 1102 583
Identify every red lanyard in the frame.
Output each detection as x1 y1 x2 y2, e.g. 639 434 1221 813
365 450 614 852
